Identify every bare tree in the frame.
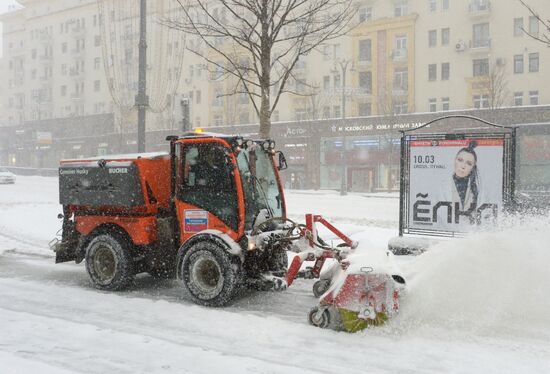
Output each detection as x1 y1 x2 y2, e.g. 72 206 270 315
519 0 550 47
168 0 357 137
483 60 509 110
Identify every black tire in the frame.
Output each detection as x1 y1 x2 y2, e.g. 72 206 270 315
85 233 134 291
180 241 240 307
312 279 331 298
308 307 330 328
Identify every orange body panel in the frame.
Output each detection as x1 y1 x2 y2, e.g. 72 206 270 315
175 200 240 244
75 215 158 245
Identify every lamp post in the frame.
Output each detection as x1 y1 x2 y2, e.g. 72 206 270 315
332 59 352 196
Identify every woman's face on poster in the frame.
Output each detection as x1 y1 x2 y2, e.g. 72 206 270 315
454 151 476 178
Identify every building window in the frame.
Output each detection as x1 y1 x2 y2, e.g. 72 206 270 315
95 35 101 47
529 53 539 72
196 90 201 104
323 76 330 92
473 94 489 109
529 16 539 35
441 28 450 46
442 0 449 10
333 105 341 118
32 69 37 80
441 62 450 80
239 112 249 124
358 39 372 62
359 71 372 93
514 92 523 106
323 106 330 118
213 95 223 107
428 30 437 47
473 58 489 76
359 6 373 22
394 1 408 17
239 91 249 104
441 97 450 111
514 18 523 37
429 98 437 112
358 103 372 116
472 23 490 48
393 68 408 90
61 85 67 96
32 49 37 59
428 64 437 81
61 64 67 75
514 54 524 74
394 100 408 114
94 80 100 91
428 0 437 12
334 74 341 88
529 90 539 105
95 57 100 70
323 45 331 61
395 35 408 52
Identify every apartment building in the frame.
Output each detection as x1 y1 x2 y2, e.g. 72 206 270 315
0 0 548 130
414 0 549 112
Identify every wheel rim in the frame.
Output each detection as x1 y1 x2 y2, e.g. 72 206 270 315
93 245 117 284
190 254 223 298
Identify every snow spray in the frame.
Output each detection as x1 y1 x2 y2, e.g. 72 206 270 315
392 215 550 340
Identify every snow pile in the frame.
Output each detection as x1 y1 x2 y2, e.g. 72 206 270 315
395 216 550 339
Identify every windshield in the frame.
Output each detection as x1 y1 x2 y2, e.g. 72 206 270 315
236 146 284 230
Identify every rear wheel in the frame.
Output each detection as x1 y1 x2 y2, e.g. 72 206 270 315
85 233 134 290
180 241 239 307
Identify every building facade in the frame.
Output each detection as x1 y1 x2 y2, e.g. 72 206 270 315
1 0 550 194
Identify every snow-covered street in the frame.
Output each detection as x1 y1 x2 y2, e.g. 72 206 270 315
1 177 550 373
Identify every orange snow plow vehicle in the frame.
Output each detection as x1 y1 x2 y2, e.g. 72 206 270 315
51 130 403 313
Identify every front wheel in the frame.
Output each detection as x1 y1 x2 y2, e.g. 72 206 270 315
85 233 134 290
180 241 240 307
308 307 330 328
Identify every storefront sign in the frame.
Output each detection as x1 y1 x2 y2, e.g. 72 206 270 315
330 122 424 134
408 138 504 233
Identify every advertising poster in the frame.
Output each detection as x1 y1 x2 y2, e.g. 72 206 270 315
408 138 504 233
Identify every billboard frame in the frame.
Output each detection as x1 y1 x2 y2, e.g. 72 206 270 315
398 115 517 238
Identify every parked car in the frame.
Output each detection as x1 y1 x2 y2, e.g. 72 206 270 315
0 167 16 184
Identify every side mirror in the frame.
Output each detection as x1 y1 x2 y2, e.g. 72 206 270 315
276 151 288 171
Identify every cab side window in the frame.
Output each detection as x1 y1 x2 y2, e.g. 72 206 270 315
179 143 238 231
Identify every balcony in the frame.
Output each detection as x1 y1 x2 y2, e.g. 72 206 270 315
392 48 408 62
39 54 53 62
71 26 86 38
355 87 372 97
37 31 53 43
392 85 408 96
469 38 491 52
357 58 373 67
469 1 491 17
70 48 85 58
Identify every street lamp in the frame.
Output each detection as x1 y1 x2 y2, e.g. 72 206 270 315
332 59 352 196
